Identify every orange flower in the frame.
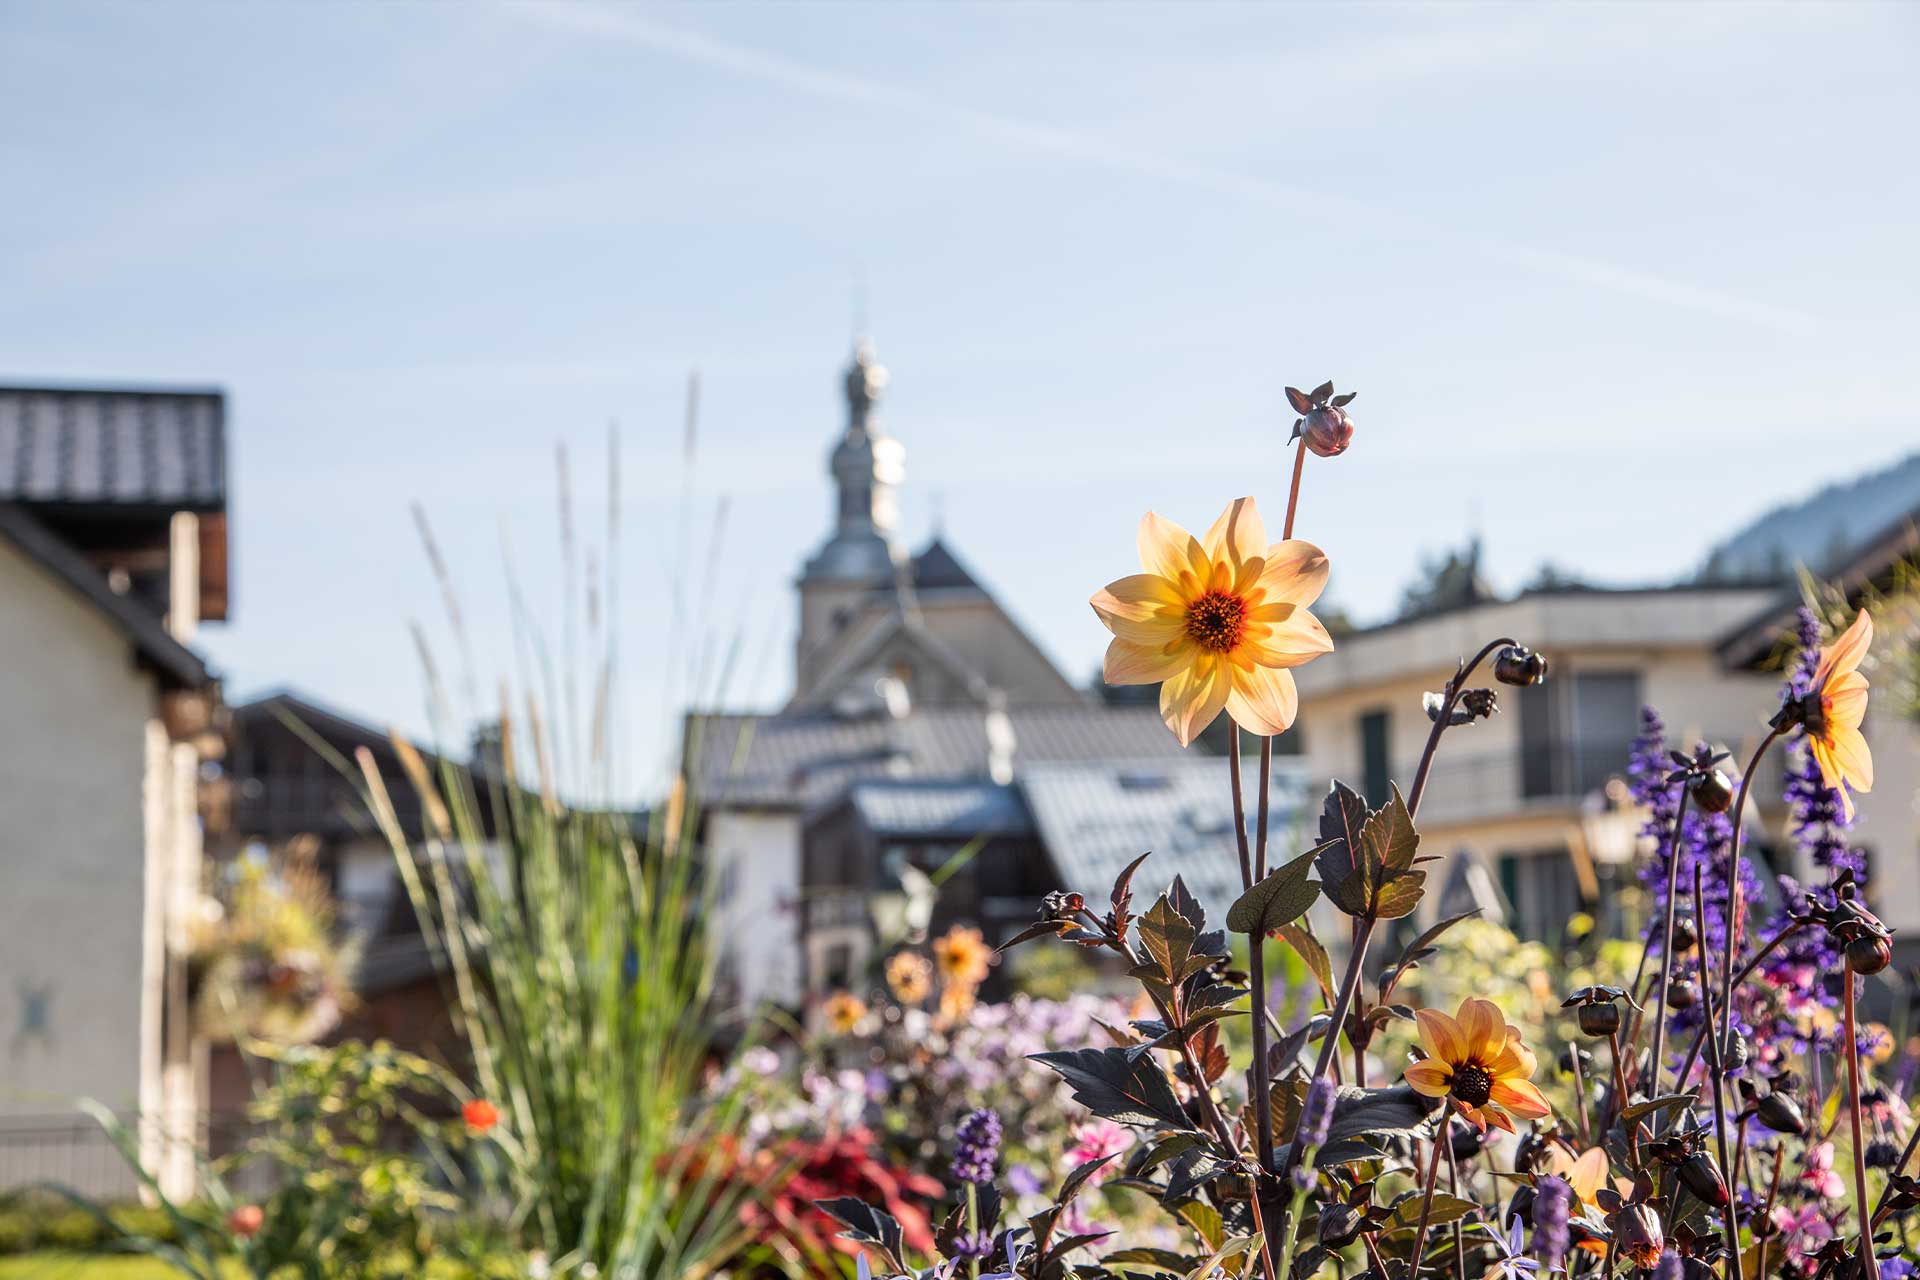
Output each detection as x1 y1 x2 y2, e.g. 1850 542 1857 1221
1091 497 1333 746
227 1204 264 1238
885 951 933 1005
1403 997 1552 1133
462 1098 500 1136
933 925 992 989
1807 608 1874 818
822 990 868 1035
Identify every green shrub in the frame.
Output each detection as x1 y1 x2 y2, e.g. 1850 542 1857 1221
109 1203 182 1245
37 1206 105 1250
0 1211 33 1254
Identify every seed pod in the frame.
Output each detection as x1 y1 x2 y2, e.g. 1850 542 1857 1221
1722 1029 1750 1075
1666 979 1698 1010
1300 406 1354 457
1577 1003 1622 1037
1494 646 1549 687
1755 1092 1807 1136
1689 768 1736 814
1670 917 1698 954
1677 1154 1730 1207
1848 935 1893 975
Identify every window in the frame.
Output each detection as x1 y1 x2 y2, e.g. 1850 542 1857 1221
1518 667 1642 798
1496 847 1582 941
1359 709 1392 808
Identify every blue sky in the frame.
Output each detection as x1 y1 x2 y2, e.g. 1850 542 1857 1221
4 1 1916 788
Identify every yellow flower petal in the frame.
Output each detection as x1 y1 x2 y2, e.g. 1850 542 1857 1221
1489 1077 1552 1119
1827 725 1874 794
1137 512 1207 589
1103 638 1189 686
1458 998 1504 1061
1813 608 1872 692
1416 1007 1466 1064
1159 657 1230 747
1824 670 1869 730
1254 539 1330 607
1247 608 1335 669
1201 497 1267 578
1225 664 1299 737
1403 1060 1453 1097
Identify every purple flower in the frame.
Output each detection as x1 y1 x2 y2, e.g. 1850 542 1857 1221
951 1108 1002 1186
1653 1250 1683 1280
1301 1076 1336 1149
1532 1174 1573 1269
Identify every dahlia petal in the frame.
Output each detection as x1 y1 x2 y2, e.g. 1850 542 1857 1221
1249 607 1334 668
1416 1008 1466 1065
1479 1104 1516 1134
1403 1061 1453 1097
1091 573 1185 623
1103 638 1188 686
1489 1078 1552 1119
1824 671 1869 729
1202 497 1267 577
1827 725 1874 794
1458 998 1504 1060
1255 539 1330 607
1225 664 1299 737
1160 657 1230 748
1813 608 1872 691
1137 512 1207 588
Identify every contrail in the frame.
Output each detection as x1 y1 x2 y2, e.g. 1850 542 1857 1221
509 1 1817 337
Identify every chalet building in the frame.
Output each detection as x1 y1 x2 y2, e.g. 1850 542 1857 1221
0 385 229 1200
686 343 1287 1010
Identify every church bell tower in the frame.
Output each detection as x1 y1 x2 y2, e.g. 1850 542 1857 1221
794 339 905 698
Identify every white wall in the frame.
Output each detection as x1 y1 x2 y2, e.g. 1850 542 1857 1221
706 810 803 1009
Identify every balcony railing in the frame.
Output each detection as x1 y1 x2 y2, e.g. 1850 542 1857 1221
1335 733 1786 827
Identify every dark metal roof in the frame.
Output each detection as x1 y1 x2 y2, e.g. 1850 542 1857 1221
0 385 226 510
911 538 982 592
0 503 209 688
1018 758 1314 925
1716 504 1920 670
843 778 1033 838
687 704 1192 809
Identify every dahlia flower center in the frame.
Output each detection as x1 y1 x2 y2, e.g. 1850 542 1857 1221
1450 1061 1494 1107
1184 590 1248 653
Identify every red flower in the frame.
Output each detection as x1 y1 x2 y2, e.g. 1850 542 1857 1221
227 1204 264 1238
463 1099 500 1135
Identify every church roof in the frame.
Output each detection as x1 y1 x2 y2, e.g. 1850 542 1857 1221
911 538 982 592
686 704 1191 809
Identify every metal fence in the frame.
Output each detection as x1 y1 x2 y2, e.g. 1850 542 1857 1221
0 1112 263 1201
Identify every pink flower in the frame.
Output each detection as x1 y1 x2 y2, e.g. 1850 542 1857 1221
1800 1142 1846 1199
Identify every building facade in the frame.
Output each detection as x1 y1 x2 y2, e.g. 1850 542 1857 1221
0 386 229 1199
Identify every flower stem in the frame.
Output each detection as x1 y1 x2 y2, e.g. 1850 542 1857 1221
966 1183 981 1280
1693 866 1743 1280
1568 1042 1592 1146
1672 918 1810 1087
1716 727 1782 1059
1281 434 1308 541
1405 637 1516 818
1407 1121 1449 1280
1277 915 1376 1189
1643 782 1694 1103
1229 730 1278 1173
1844 957 1880 1280
1246 1170 1282 1280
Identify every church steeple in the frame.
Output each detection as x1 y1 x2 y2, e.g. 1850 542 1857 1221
801 339 904 585
795 340 907 697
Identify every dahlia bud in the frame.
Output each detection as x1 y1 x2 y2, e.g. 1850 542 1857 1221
1450 1123 1487 1161
1613 1203 1666 1270
1677 1153 1729 1207
1867 1140 1901 1169
1689 768 1736 814
1755 1091 1807 1136
1671 917 1698 954
1848 935 1893 975
1300 406 1354 457
1577 1003 1621 1037
1493 645 1549 687
1722 1029 1750 1075
1666 978 1698 1010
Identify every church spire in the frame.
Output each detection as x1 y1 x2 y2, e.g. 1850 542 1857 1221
801 338 904 584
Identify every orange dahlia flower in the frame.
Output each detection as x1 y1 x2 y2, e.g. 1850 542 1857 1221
1403 996 1552 1133
1091 497 1333 746
1807 608 1874 818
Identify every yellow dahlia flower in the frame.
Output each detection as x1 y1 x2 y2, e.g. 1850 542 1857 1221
1091 496 1333 747
1404 996 1552 1133
1808 608 1874 819
822 991 867 1036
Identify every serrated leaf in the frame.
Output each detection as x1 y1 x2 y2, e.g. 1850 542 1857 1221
1137 894 1196 987
1276 1084 1439 1168
1031 1048 1192 1130
1168 875 1208 933
1165 1144 1230 1201
1373 872 1428 920
1316 782 1372 916
1276 922 1334 1003
1179 1199 1225 1250
1226 844 1325 936
997 919 1069 952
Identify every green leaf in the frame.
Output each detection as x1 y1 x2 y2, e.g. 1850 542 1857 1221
1619 1092 1699 1123
1226 844 1326 936
1179 1200 1225 1250
1137 894 1197 987
1315 782 1371 915
1379 1193 1478 1235
1031 1048 1193 1130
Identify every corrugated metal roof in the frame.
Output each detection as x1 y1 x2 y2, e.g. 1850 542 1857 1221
1017 757 1315 925
0 386 225 509
687 704 1190 809
846 779 1032 837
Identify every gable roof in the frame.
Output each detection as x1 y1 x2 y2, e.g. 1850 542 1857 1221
1716 503 1920 669
686 703 1192 809
912 538 983 592
0 385 226 510
0 502 209 688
